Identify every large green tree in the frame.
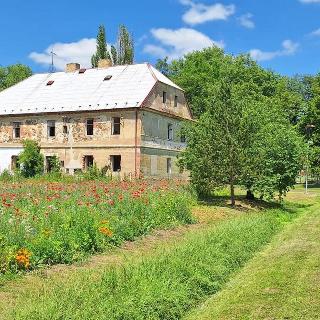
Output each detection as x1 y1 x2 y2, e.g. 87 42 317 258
176 47 304 203
91 25 112 67
0 64 32 91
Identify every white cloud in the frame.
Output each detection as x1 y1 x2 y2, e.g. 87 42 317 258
238 13 255 29
299 0 320 3
29 38 97 70
310 28 320 36
250 40 299 61
144 28 224 60
180 0 235 25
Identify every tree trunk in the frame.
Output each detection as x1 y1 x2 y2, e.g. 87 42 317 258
246 190 255 200
230 182 235 206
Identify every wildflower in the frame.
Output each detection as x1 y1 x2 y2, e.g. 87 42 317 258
99 227 113 237
16 248 32 269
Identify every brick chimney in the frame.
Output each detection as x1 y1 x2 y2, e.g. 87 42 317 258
66 63 80 73
98 59 112 69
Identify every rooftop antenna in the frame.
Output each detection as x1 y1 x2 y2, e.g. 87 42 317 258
49 50 57 73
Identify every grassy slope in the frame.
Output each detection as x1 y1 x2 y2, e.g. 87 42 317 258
186 192 320 320
0 201 304 320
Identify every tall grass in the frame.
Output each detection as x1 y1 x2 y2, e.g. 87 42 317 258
0 179 194 274
9 207 299 320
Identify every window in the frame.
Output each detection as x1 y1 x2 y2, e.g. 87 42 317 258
47 120 56 137
86 118 94 136
112 117 121 135
104 75 112 81
174 95 178 108
60 161 65 168
167 124 173 141
180 134 186 143
167 158 172 175
11 156 18 170
46 80 54 86
111 155 121 172
13 122 21 139
79 68 86 74
46 156 57 173
63 125 68 134
162 91 167 104
83 155 94 170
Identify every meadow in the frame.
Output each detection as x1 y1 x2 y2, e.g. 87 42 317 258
0 178 194 274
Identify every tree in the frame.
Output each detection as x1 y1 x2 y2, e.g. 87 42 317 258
18 140 44 177
177 47 304 203
91 25 111 68
155 57 170 77
0 64 32 91
117 24 134 65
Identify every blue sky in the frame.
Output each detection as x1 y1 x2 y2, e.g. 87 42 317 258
1 0 320 76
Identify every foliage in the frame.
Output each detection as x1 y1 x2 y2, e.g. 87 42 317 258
0 64 32 91
172 47 304 202
17 140 44 178
116 24 134 65
8 205 301 319
0 179 193 274
91 25 111 68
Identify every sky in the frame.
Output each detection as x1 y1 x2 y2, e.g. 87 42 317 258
1 0 320 76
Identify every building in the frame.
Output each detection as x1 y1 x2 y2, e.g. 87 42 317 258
0 60 192 177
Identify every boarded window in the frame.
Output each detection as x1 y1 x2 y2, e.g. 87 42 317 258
112 117 121 135
167 124 173 141
83 155 94 170
167 158 172 175
86 118 94 136
111 155 121 172
174 95 178 108
163 91 167 104
13 122 21 138
47 120 56 137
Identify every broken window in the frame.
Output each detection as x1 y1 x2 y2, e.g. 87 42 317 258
63 125 68 135
162 91 167 104
174 95 178 108
13 122 21 139
167 124 173 141
47 120 56 137
83 155 94 170
167 158 172 175
86 118 94 136
112 117 121 135
111 155 121 172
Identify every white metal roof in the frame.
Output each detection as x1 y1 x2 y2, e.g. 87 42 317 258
0 63 183 116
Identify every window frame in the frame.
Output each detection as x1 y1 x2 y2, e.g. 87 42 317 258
112 117 121 135
111 155 121 172
86 118 94 136
167 123 173 141
47 120 56 138
12 122 21 139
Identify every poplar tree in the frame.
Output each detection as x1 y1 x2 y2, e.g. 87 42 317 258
91 25 111 67
117 25 134 65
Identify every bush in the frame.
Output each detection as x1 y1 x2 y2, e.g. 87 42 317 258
18 140 44 177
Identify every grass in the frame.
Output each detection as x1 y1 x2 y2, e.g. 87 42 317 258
185 191 320 320
1 200 305 320
0 179 194 275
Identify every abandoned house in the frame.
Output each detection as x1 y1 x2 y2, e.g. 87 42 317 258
0 60 192 177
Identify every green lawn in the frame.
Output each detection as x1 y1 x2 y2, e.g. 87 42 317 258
186 195 320 320
0 188 318 320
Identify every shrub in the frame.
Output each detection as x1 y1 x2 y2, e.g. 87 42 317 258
18 140 44 177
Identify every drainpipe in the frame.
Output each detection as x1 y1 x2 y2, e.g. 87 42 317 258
135 108 138 178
